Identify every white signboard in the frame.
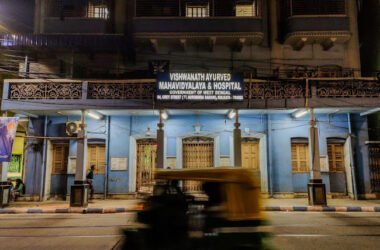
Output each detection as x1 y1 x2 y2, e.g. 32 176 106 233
111 157 128 171
320 155 329 172
68 156 76 174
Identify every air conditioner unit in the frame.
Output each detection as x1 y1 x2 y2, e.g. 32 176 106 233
66 121 81 136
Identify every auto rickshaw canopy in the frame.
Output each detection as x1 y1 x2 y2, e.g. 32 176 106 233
155 167 263 221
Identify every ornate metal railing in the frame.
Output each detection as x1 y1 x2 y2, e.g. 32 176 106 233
87 82 155 99
6 78 380 101
9 82 82 100
245 80 307 99
315 80 380 98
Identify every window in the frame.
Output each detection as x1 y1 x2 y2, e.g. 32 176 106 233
88 3 109 19
87 144 105 174
236 2 257 17
328 143 344 172
291 0 346 16
186 4 209 17
52 144 69 174
291 142 309 172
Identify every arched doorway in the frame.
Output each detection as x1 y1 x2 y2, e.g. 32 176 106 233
182 136 214 192
136 139 157 193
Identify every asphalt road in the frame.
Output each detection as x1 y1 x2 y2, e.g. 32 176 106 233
0 212 379 250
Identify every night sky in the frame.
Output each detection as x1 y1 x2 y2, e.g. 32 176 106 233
0 0 34 33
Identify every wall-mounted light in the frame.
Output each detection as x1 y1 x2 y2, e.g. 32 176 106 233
88 111 104 120
145 127 151 137
292 109 309 118
227 110 236 120
160 110 169 120
193 123 202 134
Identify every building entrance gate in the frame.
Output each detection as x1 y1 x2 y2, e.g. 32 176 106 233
183 136 214 192
136 139 157 193
369 144 380 193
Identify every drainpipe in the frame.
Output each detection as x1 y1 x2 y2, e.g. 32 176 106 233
347 113 358 200
267 114 274 197
40 115 48 201
104 116 111 200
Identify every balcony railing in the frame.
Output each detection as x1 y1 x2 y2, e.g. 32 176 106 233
287 16 350 33
0 34 127 51
6 78 380 101
134 17 263 34
43 17 108 34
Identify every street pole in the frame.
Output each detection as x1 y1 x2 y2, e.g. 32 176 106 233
307 108 327 205
157 110 165 169
70 110 89 207
0 112 11 207
233 109 242 167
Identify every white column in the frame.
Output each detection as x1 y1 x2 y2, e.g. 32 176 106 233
0 162 9 182
233 110 242 167
75 110 88 181
309 109 321 179
157 110 165 169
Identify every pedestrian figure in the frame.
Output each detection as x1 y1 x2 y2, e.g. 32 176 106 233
13 178 25 201
87 165 95 200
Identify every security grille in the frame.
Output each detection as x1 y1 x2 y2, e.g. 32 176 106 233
136 139 157 192
369 144 380 192
183 137 214 192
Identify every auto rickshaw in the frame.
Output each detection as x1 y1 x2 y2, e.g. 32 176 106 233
122 167 270 250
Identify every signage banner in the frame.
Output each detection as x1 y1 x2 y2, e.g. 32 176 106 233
156 73 244 101
0 117 19 162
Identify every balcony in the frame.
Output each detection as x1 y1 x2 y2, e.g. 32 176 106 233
284 16 351 50
134 17 264 51
0 34 127 52
43 17 108 34
2 78 380 111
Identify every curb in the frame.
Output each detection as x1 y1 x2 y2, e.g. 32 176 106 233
0 207 141 214
264 206 380 212
0 206 379 214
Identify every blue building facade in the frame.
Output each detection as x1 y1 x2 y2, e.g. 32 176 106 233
21 110 371 199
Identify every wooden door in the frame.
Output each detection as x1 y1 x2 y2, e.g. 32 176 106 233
183 137 214 192
52 144 69 174
242 139 260 171
87 144 106 174
52 144 69 197
136 139 157 192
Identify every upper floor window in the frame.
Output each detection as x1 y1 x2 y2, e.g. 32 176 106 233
186 4 209 17
235 1 257 17
88 1 109 19
290 0 346 16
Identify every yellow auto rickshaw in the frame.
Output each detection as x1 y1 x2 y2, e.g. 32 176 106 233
123 167 270 250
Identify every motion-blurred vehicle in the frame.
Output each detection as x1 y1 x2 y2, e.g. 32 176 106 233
122 167 270 250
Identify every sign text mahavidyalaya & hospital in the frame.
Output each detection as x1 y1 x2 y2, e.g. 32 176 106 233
156 73 244 101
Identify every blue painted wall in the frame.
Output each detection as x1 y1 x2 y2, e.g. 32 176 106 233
350 114 371 196
24 112 372 198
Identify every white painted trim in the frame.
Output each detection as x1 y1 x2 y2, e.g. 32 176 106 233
43 140 53 200
232 132 269 193
176 132 221 169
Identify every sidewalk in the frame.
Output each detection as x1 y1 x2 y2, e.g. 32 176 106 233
1 198 379 214
263 198 380 212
